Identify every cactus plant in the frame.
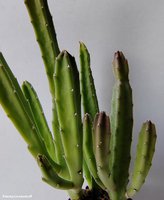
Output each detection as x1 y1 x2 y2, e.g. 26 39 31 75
82 50 157 200
0 1 157 200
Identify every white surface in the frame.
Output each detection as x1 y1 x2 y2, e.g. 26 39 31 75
0 0 164 199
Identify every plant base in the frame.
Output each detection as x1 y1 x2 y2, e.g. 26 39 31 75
68 187 133 200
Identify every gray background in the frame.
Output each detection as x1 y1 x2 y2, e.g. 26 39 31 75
0 0 163 199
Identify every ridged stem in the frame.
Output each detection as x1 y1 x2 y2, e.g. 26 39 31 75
80 42 99 119
22 81 56 161
37 154 73 190
127 121 157 198
54 51 83 189
109 52 133 197
93 112 115 193
24 0 62 170
83 113 106 189
80 42 100 188
0 53 60 172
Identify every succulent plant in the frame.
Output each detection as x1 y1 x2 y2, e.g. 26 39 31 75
0 1 156 200
81 49 157 200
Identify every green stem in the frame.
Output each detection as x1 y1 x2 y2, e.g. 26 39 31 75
109 191 127 200
68 189 84 200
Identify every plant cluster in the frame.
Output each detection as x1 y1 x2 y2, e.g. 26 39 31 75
0 1 156 200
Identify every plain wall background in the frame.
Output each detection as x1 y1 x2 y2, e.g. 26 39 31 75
0 0 163 199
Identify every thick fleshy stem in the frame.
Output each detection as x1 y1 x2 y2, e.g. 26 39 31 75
80 42 100 189
109 52 133 198
127 121 157 198
93 112 116 195
80 42 99 119
24 0 62 174
54 51 83 191
83 113 106 190
22 81 56 161
0 53 60 172
37 154 74 190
